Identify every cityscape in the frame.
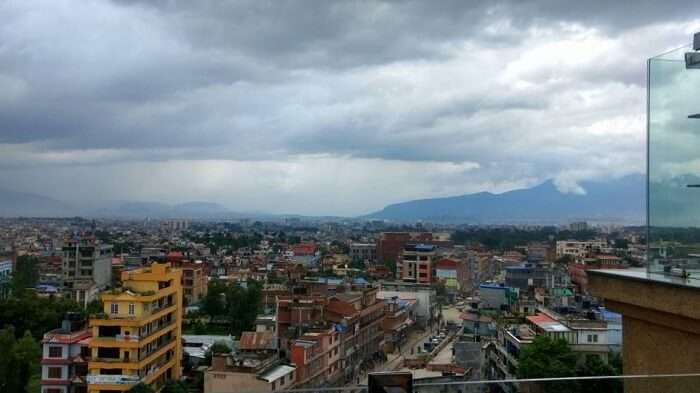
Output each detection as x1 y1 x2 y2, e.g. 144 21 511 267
2 2 700 393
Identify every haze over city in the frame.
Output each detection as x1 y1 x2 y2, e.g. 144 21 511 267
1 1 699 216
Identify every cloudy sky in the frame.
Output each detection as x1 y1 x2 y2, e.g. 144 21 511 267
0 1 699 216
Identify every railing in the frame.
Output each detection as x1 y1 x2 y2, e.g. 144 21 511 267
86 374 141 385
211 373 700 393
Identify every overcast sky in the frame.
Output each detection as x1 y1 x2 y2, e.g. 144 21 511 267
0 1 699 216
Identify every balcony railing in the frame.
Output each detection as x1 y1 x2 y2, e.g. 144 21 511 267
86 374 141 385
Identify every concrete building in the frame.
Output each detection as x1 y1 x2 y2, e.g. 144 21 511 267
0 258 12 299
179 261 208 305
349 243 377 263
555 240 607 259
205 353 295 393
398 244 437 284
504 263 553 291
378 281 437 328
40 315 91 393
62 235 112 307
87 263 182 392
290 327 342 388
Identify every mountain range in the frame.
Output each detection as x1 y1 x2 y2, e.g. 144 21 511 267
365 175 646 224
0 174 647 224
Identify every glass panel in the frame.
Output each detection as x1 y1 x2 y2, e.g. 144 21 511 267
648 46 700 276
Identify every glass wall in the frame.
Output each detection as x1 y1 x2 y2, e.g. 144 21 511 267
648 47 700 275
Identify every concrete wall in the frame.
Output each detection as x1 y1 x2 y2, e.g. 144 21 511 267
589 270 700 393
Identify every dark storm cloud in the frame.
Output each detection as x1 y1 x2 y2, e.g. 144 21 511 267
0 0 696 212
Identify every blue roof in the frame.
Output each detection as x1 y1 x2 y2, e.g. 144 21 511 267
414 243 436 251
352 278 369 285
480 283 508 290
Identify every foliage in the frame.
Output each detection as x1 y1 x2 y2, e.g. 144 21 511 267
86 299 104 315
452 227 600 250
13 255 40 291
517 336 578 393
576 355 622 393
205 341 233 366
163 380 189 393
0 291 83 340
129 383 156 393
200 280 262 336
186 231 263 254
0 327 41 393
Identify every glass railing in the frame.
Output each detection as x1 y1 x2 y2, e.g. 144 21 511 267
211 373 700 393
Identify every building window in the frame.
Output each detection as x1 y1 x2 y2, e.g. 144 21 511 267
45 389 61 393
587 334 598 343
128 303 135 315
48 346 63 358
110 303 118 314
48 367 62 379
272 381 276 391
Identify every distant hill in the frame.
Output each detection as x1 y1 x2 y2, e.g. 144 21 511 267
365 175 646 224
0 188 78 217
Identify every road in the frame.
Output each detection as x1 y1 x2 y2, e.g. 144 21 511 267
356 305 463 385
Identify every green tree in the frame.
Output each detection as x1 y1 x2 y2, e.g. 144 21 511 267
518 336 578 393
86 299 104 316
202 280 227 320
163 380 188 393
129 383 156 393
13 256 40 291
576 355 622 393
0 327 17 392
14 331 41 393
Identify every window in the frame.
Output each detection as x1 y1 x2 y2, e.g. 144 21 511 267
587 334 598 343
272 381 276 391
110 303 118 314
45 389 61 393
128 303 135 315
48 367 62 379
48 346 63 358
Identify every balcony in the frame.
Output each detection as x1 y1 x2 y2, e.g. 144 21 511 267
86 374 141 386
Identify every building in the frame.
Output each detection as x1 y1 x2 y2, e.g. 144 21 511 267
87 263 182 392
205 353 295 393
0 258 12 299
397 244 437 284
555 240 607 259
289 327 342 388
179 261 208 305
349 243 377 263
205 331 294 393
435 258 460 291
62 235 112 307
478 283 516 310
568 255 626 293
378 281 437 328
504 263 553 291
40 314 91 393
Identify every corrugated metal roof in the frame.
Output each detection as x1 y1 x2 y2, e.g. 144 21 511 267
239 331 276 350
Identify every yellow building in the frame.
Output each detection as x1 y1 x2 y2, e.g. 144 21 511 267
87 263 183 393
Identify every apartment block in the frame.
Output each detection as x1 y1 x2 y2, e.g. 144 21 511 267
397 244 437 284
40 315 91 393
87 263 182 393
62 235 112 307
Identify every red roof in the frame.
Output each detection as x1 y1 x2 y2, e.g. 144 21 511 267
526 314 557 324
291 244 316 256
435 258 458 270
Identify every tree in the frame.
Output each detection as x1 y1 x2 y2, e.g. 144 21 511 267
0 327 17 392
14 331 41 393
13 256 40 291
162 380 188 393
205 341 232 365
576 355 622 393
202 280 227 320
129 383 156 393
518 336 578 393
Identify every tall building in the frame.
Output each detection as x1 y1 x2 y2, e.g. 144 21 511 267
87 263 182 393
397 243 437 284
40 314 91 393
62 235 112 307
